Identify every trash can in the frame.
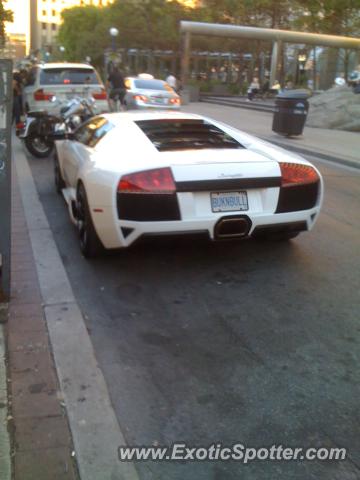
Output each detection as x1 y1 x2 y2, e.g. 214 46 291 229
272 89 310 136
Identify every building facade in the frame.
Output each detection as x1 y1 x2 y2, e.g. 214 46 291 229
30 0 113 53
0 34 27 61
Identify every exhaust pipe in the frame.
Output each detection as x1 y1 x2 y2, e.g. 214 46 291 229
214 216 251 239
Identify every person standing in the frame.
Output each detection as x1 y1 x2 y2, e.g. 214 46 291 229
12 71 22 126
166 72 177 92
247 77 260 101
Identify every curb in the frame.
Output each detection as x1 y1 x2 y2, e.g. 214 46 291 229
260 137 360 170
199 99 359 170
13 138 139 480
200 97 275 113
8 163 79 479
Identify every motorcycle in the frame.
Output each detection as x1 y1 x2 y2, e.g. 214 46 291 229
17 96 97 158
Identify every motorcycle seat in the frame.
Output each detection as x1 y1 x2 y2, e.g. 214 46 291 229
28 111 63 122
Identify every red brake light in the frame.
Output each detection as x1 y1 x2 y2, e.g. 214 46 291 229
63 79 71 84
34 89 54 101
92 88 107 100
280 163 319 187
170 97 180 105
133 94 148 102
118 168 176 194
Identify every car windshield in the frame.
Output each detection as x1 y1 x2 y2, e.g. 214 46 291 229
134 79 169 91
135 119 244 152
40 68 100 85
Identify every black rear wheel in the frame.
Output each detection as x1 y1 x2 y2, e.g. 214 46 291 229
24 133 53 158
76 183 103 258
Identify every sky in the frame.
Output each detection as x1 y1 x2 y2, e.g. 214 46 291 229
5 0 29 35
4 0 198 36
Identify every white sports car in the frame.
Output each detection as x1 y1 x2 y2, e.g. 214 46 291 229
54 111 323 257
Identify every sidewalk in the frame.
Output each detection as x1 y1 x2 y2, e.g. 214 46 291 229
7 137 138 480
0 315 11 480
7 164 78 479
183 102 360 169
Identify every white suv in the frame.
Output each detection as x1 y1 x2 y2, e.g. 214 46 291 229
23 63 109 114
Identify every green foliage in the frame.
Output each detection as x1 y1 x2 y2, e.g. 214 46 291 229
227 83 241 95
293 0 360 36
58 6 107 64
201 0 293 28
58 0 197 66
57 0 360 70
0 0 13 47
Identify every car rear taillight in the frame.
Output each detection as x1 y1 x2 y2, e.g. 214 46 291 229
279 163 319 187
34 89 54 101
118 167 176 194
169 97 180 105
133 94 148 103
92 88 107 100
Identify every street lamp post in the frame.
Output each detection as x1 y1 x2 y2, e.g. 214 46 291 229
297 53 307 85
59 45 65 60
107 28 120 75
109 27 119 53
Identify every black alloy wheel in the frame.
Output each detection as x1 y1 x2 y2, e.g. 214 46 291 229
76 183 103 258
54 153 66 194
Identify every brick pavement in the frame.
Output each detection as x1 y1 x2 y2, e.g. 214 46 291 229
7 166 78 479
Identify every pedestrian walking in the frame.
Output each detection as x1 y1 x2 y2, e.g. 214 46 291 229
106 65 126 111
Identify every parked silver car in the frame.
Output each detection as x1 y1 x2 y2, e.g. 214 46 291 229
124 76 180 110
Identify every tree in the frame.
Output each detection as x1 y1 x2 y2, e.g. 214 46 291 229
293 0 360 36
293 0 360 86
57 6 106 64
58 0 195 69
0 0 13 47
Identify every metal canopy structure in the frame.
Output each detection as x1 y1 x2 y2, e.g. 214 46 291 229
180 21 360 87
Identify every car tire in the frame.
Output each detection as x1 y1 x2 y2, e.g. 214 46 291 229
76 183 103 258
54 153 65 194
24 133 53 158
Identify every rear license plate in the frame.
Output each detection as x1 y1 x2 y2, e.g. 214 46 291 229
152 97 165 104
211 191 248 212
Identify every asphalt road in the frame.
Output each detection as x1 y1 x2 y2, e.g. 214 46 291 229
26 142 360 480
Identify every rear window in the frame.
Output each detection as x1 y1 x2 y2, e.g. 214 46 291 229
40 68 100 85
135 119 244 152
134 79 169 91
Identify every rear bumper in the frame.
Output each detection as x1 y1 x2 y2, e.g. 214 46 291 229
132 220 308 247
92 207 320 249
